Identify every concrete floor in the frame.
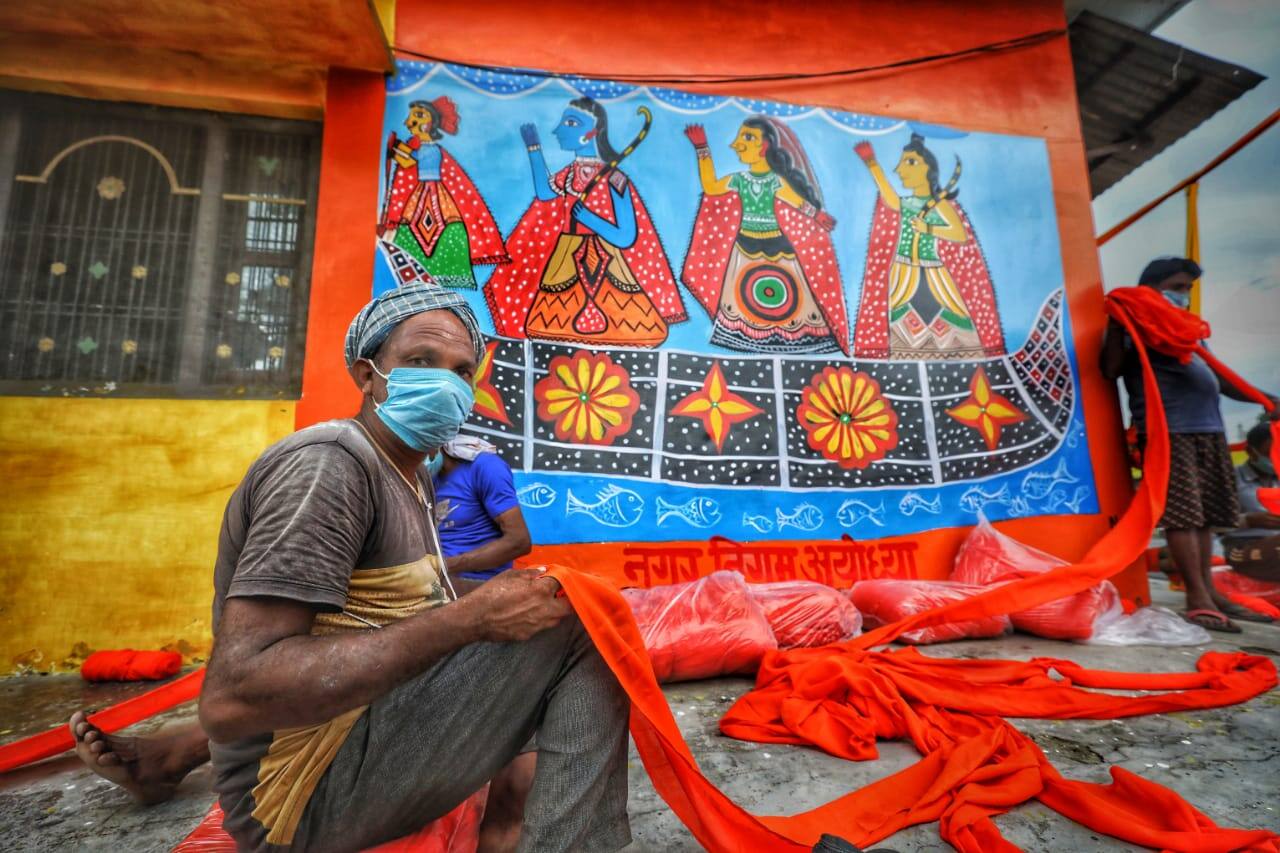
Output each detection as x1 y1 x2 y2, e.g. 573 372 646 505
1 583 1277 852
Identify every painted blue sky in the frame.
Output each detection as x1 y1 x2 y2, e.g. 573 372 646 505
1095 0 1280 438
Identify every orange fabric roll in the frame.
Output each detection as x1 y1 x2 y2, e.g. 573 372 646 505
81 650 182 682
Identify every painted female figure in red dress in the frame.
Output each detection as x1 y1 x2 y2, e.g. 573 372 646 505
681 117 849 355
484 97 685 347
852 134 1004 359
378 96 508 289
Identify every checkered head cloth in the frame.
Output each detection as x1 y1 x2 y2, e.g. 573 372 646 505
344 279 485 368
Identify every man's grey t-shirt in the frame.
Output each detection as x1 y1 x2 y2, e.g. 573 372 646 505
209 418 450 847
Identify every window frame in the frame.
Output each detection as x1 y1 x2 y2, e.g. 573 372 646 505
0 90 322 400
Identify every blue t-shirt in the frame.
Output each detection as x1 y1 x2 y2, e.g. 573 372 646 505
432 452 519 581
1121 335 1224 434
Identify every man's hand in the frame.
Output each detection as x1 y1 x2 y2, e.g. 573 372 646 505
854 140 876 163
463 569 571 642
520 123 541 148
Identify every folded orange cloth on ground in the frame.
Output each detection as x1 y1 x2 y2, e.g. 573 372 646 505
550 567 1278 852
81 650 182 682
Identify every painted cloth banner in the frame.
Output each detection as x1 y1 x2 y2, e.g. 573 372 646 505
372 60 1097 549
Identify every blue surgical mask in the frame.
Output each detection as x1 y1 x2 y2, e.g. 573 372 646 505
1162 289 1192 310
427 451 445 478
366 361 475 453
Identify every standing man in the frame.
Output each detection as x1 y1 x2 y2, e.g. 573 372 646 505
1222 421 1280 581
1102 256 1277 632
172 279 624 852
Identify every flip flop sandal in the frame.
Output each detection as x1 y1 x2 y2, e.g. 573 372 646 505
1184 609 1242 633
1218 602 1275 624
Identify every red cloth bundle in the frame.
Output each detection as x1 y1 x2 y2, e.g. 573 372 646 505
172 787 488 852
81 650 182 682
1212 568 1280 607
952 518 1109 640
747 581 862 648
848 580 1010 644
622 571 777 682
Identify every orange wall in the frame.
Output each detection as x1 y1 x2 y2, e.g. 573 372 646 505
299 0 1146 603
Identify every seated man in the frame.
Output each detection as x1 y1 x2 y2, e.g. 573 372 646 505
434 436 531 582
71 280 630 852
1222 421 1280 581
432 436 536 852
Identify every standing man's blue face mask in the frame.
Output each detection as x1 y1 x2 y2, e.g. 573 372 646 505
1161 288 1192 310
365 360 475 453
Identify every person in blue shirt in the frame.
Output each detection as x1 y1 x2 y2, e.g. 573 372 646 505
433 437 531 582
1102 256 1278 632
431 435 534 851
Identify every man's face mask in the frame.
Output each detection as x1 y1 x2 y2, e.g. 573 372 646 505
1161 288 1192 310
366 360 475 453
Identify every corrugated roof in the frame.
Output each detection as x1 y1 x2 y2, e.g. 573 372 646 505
1069 11 1264 197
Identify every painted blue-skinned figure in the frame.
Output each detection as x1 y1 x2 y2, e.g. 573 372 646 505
484 97 685 347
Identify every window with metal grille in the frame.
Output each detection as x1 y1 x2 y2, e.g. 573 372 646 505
0 92 321 398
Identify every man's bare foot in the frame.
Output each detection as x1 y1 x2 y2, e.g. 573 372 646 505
68 712 210 805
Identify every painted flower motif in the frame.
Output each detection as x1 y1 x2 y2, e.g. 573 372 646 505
216 344 232 359
96 176 125 200
122 339 138 355
945 366 1027 451
268 345 284 359
274 274 291 288
670 361 762 452
225 272 241 286
49 262 67 276
37 337 55 353
796 366 899 469
76 337 98 355
472 341 511 425
534 351 639 446
88 261 109 280
131 265 147 280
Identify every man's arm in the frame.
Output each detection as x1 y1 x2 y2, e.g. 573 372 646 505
1100 317 1127 381
199 569 569 742
446 507 532 576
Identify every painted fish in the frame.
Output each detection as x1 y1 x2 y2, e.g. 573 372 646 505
776 503 824 532
1020 457 1079 500
1043 489 1070 513
656 496 722 527
1064 485 1092 514
959 484 1011 514
516 482 557 509
836 499 885 528
1008 495 1031 517
898 491 942 516
742 512 774 534
565 485 644 528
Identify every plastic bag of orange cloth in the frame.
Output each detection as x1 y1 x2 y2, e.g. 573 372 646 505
952 517 1112 640
849 579 1011 644
746 581 862 648
622 571 777 682
172 785 489 852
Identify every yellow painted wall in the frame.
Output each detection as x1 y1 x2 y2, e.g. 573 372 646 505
0 397 295 673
